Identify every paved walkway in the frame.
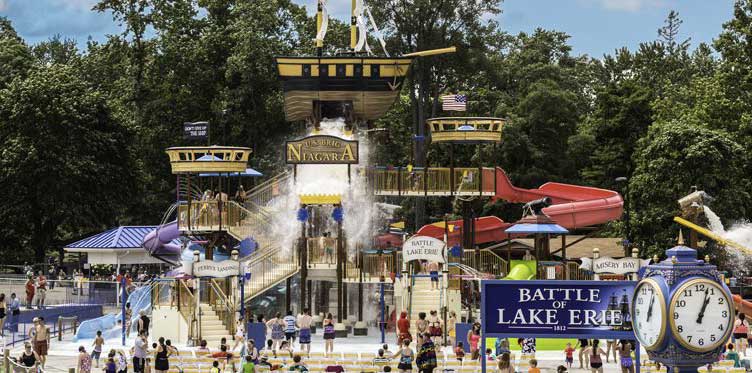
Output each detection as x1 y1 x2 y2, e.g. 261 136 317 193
4 328 635 372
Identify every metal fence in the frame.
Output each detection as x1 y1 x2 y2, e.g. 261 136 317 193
0 278 145 308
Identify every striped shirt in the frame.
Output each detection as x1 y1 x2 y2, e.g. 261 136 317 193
283 315 296 333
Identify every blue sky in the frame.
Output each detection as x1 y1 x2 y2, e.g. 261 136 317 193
0 0 735 58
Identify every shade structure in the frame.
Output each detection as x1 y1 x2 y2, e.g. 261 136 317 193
198 167 264 177
504 223 569 235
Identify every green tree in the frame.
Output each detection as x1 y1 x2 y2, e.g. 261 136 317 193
629 120 750 256
0 65 137 262
0 17 34 90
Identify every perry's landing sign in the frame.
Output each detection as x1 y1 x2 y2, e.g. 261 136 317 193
286 135 359 164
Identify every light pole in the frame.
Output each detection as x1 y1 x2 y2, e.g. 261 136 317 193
615 176 629 256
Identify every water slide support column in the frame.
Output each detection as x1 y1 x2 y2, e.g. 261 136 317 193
336 209 344 322
299 205 308 312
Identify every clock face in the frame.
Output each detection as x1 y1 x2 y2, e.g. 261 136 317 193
669 278 734 352
632 278 666 349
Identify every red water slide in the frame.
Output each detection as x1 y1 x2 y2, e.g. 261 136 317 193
416 167 624 244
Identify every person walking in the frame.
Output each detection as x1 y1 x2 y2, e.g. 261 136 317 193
25 275 35 309
266 313 285 351
78 346 92 373
466 322 481 360
392 339 414 373
138 310 150 336
734 312 749 356
415 313 428 346
576 339 590 369
36 271 47 309
427 311 442 345
154 337 171 373
322 313 335 357
416 333 437 373
125 302 133 337
283 310 297 343
33 317 50 368
0 293 6 337
587 339 607 373
618 340 634 373
297 308 313 355
397 311 411 346
92 330 105 368
131 330 148 373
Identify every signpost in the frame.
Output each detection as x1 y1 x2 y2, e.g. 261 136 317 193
579 256 650 275
190 259 240 278
183 121 209 141
285 135 359 164
480 280 639 372
401 235 445 264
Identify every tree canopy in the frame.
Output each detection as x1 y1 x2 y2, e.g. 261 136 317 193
2 1 752 264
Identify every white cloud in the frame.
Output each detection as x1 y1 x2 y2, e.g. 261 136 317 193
56 0 98 12
598 0 663 12
0 0 8 11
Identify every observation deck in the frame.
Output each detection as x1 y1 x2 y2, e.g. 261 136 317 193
165 146 252 174
427 117 505 143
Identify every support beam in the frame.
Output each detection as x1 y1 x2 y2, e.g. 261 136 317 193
299 210 308 311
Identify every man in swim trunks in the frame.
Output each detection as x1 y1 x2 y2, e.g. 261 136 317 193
32 317 50 368
296 308 313 354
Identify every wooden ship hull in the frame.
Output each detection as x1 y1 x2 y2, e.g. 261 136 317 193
275 56 412 122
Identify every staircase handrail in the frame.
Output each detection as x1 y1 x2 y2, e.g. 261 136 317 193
208 279 236 335
246 171 291 207
175 279 201 343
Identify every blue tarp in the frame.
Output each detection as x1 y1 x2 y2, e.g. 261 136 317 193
504 223 569 234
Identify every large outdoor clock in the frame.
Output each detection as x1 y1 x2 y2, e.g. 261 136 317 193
632 277 667 350
635 243 735 372
669 278 734 352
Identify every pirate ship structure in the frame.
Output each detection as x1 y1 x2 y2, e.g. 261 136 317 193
275 0 455 126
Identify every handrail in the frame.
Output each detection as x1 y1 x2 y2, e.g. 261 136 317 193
7 355 45 373
208 279 236 335
246 171 291 208
371 167 496 196
176 279 198 342
461 249 508 276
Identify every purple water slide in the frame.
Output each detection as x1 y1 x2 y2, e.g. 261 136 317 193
142 220 182 257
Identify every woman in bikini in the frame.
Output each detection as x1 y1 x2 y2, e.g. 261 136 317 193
427 310 442 345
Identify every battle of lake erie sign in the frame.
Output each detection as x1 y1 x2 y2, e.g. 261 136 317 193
482 280 636 337
402 235 445 263
286 135 359 164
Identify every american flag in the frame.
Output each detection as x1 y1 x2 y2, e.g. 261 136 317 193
442 94 467 111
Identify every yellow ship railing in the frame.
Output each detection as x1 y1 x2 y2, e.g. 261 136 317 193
427 117 505 143
371 167 496 197
165 146 251 174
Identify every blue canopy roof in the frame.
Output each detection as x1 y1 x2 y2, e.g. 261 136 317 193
198 168 263 177
65 226 181 250
197 154 222 161
505 223 569 235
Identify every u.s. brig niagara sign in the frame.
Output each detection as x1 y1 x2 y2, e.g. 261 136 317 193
285 135 359 164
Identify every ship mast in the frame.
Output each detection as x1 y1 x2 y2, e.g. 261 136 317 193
350 0 357 51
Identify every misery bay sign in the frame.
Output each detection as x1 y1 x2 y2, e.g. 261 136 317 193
286 135 359 164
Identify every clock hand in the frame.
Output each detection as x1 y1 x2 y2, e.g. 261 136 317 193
647 292 656 322
696 288 710 324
